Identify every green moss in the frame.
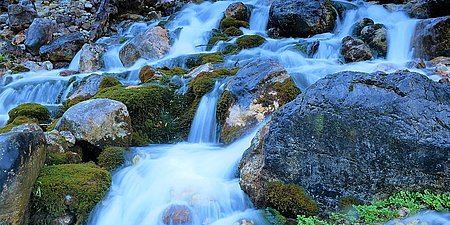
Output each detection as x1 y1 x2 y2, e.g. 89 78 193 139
157 67 186 76
200 53 224 64
95 85 188 146
99 76 121 90
266 181 319 219
0 116 38 134
207 29 229 51
46 118 60 131
263 208 287 225
98 147 127 171
7 103 50 124
224 26 243 36
0 53 10 63
63 95 91 110
119 37 128 44
189 76 215 97
217 90 234 126
236 35 266 49
273 77 301 105
297 215 330 225
31 164 111 224
220 17 249 30
338 196 362 211
46 152 69 165
214 67 239 76
158 20 169 27
222 44 241 55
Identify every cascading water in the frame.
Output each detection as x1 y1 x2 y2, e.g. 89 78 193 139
188 81 223 144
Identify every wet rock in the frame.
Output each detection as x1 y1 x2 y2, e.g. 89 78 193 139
268 0 337 38
341 36 373 62
55 99 132 148
330 0 358 17
413 16 450 60
67 74 105 103
225 2 250 22
79 43 107 73
0 124 46 225
361 24 388 57
240 71 450 210
220 59 300 143
139 65 164 83
352 18 375 37
7 3 38 32
39 32 86 62
162 205 193 225
406 0 450 19
25 18 56 55
119 26 170 67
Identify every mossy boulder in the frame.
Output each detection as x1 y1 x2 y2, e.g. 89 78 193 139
0 116 38 134
99 76 121 90
30 164 111 224
220 17 249 30
139 65 164 83
95 85 189 146
7 103 50 124
236 35 266 49
224 26 243 36
98 147 127 171
207 29 229 51
200 53 224 64
157 67 186 76
266 181 319 218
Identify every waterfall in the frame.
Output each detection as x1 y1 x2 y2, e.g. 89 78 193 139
188 82 222 144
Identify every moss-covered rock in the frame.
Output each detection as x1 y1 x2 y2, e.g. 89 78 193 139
99 76 121 90
266 181 319 218
157 67 186 76
236 35 266 49
95 85 188 146
220 17 249 30
30 164 111 224
222 44 241 55
0 116 38 134
139 65 164 83
98 147 127 171
63 95 91 110
46 151 82 165
7 103 50 124
217 90 234 127
224 26 244 36
200 53 224 64
207 29 229 51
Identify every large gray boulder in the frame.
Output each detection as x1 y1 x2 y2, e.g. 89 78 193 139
79 43 107 73
0 124 46 225
7 2 37 32
219 59 300 143
240 71 450 209
39 32 86 62
268 0 337 38
25 18 56 55
55 99 132 148
119 26 170 67
413 16 450 60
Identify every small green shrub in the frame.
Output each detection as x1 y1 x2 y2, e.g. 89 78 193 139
236 35 266 49
31 164 111 224
7 103 50 124
266 182 319 218
98 147 127 171
297 215 330 225
99 76 121 90
220 17 249 30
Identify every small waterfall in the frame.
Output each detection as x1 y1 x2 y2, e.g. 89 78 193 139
68 50 82 71
249 0 270 33
188 82 222 144
103 46 124 70
386 19 419 63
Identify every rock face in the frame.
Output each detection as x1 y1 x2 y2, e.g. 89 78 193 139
239 71 450 209
413 16 450 60
119 26 170 67
55 99 132 148
0 124 46 225
68 74 105 101
79 43 107 73
341 36 373 62
225 2 250 22
24 18 55 55
7 2 38 32
220 59 300 143
39 32 86 62
406 0 450 19
268 0 337 38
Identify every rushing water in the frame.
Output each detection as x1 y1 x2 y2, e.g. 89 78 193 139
0 0 448 224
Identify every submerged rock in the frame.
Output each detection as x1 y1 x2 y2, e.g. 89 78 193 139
0 124 46 225
268 0 337 38
162 205 193 225
239 71 450 210
39 32 86 62
220 59 300 143
341 36 373 62
413 16 450 60
56 99 132 148
119 26 170 67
